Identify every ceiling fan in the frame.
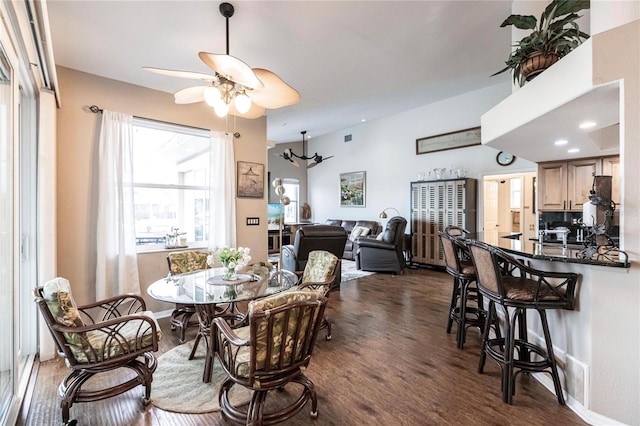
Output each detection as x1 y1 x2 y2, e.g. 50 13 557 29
274 131 334 169
144 2 300 119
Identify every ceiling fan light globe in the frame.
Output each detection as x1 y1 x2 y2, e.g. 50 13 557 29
234 93 252 113
213 99 230 117
281 196 291 206
275 185 285 196
203 86 221 106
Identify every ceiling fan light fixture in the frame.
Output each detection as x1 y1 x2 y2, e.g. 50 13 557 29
234 92 252 113
213 98 230 117
204 86 221 106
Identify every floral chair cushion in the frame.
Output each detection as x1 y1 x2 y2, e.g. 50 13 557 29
240 262 274 282
230 290 323 378
167 250 211 275
42 277 161 364
42 277 86 348
301 250 338 285
69 311 161 364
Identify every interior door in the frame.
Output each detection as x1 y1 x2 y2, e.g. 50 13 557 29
483 180 498 245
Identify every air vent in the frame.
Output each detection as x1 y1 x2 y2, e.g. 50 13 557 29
344 134 352 142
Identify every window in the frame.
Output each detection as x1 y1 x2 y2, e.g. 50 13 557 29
132 119 210 249
510 178 522 209
282 179 299 223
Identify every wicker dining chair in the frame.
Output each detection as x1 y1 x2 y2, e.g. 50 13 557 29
213 290 328 425
34 277 161 425
295 250 339 340
166 249 211 343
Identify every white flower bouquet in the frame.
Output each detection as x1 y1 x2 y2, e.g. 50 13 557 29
210 247 252 280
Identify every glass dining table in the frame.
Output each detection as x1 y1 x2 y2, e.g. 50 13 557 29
147 267 298 382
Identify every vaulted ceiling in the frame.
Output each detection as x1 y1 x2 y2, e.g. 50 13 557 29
47 1 512 144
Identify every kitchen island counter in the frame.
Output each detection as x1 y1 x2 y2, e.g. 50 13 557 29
467 232 630 268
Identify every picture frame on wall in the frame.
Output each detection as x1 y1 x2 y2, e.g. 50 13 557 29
416 126 481 155
340 171 366 207
237 161 264 198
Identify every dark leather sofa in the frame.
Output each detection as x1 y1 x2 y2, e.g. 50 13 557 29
356 216 407 274
325 219 381 260
281 224 348 289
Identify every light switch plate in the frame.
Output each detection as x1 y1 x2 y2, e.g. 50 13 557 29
246 217 259 226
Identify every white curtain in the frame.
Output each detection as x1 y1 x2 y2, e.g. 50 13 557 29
208 131 236 249
95 110 140 298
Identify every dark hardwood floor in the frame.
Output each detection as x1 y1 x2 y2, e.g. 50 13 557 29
23 268 587 425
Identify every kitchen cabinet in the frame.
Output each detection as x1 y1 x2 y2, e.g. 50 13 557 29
537 157 619 211
410 178 476 266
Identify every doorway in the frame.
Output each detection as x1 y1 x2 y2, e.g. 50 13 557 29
483 172 536 244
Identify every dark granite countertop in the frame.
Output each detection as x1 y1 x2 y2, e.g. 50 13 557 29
465 232 630 268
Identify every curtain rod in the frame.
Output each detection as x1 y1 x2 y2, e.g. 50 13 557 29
88 104 241 138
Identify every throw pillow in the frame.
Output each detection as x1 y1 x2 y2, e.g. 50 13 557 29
349 226 370 242
376 232 385 241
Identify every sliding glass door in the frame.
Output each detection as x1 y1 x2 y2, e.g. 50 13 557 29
0 42 15 423
0 32 38 425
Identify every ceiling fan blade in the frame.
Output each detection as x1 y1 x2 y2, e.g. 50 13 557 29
228 101 265 119
143 67 216 82
248 68 300 109
323 155 335 161
198 52 264 90
174 86 206 104
307 162 318 169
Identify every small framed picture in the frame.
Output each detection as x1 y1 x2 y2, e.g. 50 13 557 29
237 161 264 198
340 171 366 207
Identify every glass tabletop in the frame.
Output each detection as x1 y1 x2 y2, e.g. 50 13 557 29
147 267 298 305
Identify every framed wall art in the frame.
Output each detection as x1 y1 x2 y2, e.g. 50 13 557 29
237 161 264 198
416 126 481 155
340 171 366 207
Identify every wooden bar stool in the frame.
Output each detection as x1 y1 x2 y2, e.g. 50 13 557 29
466 240 578 404
438 228 485 349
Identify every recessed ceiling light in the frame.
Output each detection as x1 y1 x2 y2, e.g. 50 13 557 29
361 118 366 122
579 121 597 129
555 139 568 145
568 148 580 153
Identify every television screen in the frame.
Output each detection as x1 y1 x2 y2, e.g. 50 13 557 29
267 203 283 230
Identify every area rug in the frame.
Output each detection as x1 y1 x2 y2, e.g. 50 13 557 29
267 256 375 282
341 259 375 282
150 341 251 414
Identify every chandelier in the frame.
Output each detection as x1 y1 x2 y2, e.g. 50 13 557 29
276 131 334 169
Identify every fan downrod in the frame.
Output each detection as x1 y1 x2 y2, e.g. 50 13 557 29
219 2 234 18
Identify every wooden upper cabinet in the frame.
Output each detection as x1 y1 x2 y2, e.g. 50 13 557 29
567 158 601 211
538 156 617 211
538 161 568 210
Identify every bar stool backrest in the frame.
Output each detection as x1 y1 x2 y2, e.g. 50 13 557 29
467 240 503 301
439 232 464 275
444 226 469 237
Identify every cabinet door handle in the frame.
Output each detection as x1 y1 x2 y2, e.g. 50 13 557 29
569 200 572 210
563 200 566 210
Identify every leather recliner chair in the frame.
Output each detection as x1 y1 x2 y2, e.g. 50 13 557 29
356 216 408 274
281 225 348 289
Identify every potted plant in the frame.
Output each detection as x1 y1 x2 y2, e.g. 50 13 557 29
492 0 590 86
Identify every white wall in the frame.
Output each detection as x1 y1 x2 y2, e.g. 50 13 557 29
307 82 536 227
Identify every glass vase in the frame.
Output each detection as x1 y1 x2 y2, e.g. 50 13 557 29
222 264 238 281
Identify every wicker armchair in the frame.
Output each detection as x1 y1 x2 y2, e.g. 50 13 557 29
296 250 339 340
34 278 161 425
213 290 328 425
166 249 211 343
